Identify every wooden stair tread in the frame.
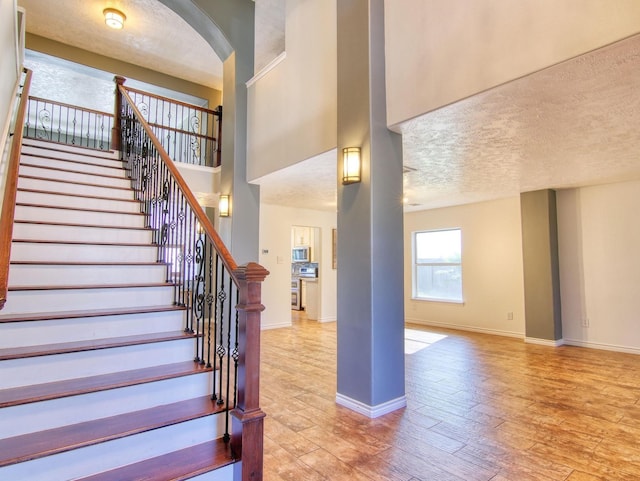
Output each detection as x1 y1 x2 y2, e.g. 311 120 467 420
12 238 155 246
16 202 146 216
0 330 196 361
77 438 235 481
17 187 140 203
0 361 212 408
0 304 184 323
0 396 224 467
19 161 128 180
14 219 152 231
21 141 117 159
19 152 124 170
8 282 175 291
18 174 132 191
10 260 167 266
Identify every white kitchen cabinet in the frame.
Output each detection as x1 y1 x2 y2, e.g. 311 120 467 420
292 226 311 246
303 279 318 320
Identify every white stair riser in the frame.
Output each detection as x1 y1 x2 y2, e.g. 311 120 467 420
19 165 131 189
16 190 141 213
2 285 175 315
2 338 197 389
18 177 134 200
20 155 126 178
8 263 168 288
0 415 225 481
13 223 153 245
0 310 185 349
14 204 146 227
22 140 119 160
0 372 214 438
10 242 158 263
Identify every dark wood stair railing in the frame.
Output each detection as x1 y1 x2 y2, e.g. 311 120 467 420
0 68 32 311
118 84 268 481
114 77 222 167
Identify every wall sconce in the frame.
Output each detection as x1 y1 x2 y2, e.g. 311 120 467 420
342 147 361 185
219 195 230 217
103 8 126 30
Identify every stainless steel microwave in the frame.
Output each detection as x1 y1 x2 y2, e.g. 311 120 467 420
292 246 310 262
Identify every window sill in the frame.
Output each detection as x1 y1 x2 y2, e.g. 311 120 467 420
411 297 464 305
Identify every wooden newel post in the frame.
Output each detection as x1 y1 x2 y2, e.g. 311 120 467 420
231 262 269 481
111 76 126 151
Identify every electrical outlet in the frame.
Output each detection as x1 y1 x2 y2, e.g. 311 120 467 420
507 312 513 320
582 318 590 327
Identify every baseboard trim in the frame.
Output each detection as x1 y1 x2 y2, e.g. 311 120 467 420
564 338 640 355
405 317 523 339
525 337 565 347
261 321 292 331
317 316 336 323
335 393 406 418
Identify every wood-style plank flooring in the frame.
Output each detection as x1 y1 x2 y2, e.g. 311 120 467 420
261 312 640 480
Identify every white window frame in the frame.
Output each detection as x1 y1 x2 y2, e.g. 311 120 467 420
412 228 463 303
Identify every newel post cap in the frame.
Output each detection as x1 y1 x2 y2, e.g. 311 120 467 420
234 262 270 283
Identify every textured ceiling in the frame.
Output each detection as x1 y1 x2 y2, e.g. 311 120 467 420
17 0 640 214
259 34 640 213
18 0 223 90
255 149 338 211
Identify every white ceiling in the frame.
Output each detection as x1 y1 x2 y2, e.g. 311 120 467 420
18 0 640 214
18 0 223 90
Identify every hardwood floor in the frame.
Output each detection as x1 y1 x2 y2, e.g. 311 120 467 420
261 312 640 480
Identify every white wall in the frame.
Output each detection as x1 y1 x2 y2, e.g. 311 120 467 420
557 180 640 353
259 203 337 329
404 196 525 337
384 0 640 128
247 0 336 181
0 0 21 178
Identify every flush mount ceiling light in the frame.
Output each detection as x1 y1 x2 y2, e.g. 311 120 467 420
103 8 126 30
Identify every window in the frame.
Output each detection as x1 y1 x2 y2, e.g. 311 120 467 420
413 228 462 302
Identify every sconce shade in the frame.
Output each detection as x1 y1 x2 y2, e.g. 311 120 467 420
104 8 126 29
342 147 361 184
219 195 230 217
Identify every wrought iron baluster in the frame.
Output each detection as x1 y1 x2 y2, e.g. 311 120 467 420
232 286 240 410
223 273 234 442
211 254 221 402
206 245 214 369
216 267 227 406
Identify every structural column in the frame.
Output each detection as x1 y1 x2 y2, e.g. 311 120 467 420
520 189 563 343
336 0 405 417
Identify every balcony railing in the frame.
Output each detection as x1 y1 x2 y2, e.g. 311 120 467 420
119 79 222 167
23 96 113 151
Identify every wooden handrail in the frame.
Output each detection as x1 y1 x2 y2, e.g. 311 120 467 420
118 85 237 276
119 82 267 481
123 85 221 116
146 120 217 143
27 96 113 118
0 68 33 311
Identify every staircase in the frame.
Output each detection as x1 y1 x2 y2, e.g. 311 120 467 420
0 139 236 480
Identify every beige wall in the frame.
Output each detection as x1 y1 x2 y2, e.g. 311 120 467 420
259 203 337 329
557 180 640 354
247 0 336 181
25 34 221 108
384 0 640 128
0 0 21 212
1 0 20 154
404 196 526 337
